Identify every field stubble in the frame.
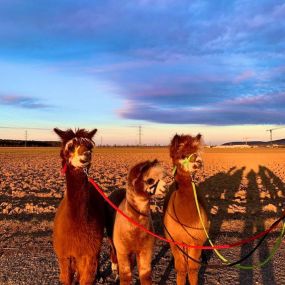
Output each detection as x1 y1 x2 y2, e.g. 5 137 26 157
0 147 285 285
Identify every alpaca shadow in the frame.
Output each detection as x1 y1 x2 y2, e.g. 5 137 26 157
239 165 285 285
198 167 245 284
198 166 284 285
97 166 284 284
258 166 285 214
238 169 276 285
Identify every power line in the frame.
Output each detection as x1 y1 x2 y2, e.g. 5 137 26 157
0 126 52 146
0 126 51 130
127 125 143 146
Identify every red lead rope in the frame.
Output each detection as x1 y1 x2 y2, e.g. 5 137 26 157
88 177 285 250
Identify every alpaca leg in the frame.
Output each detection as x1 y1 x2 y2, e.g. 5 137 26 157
172 247 187 285
58 257 74 285
117 252 132 285
136 250 152 285
187 249 202 285
109 238 119 276
77 256 98 285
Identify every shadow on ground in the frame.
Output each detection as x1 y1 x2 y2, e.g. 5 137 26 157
1 166 285 284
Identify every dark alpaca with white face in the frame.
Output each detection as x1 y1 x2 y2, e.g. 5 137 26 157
56 128 96 170
164 133 209 285
53 128 105 285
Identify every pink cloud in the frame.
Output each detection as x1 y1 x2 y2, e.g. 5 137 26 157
233 70 255 83
0 94 51 109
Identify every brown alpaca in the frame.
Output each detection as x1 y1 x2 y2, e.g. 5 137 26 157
163 134 209 285
105 160 166 285
53 128 105 285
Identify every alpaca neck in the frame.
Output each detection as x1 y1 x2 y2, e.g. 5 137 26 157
65 167 89 219
175 169 194 196
126 189 150 218
174 169 198 220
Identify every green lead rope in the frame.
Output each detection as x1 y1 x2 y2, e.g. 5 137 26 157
172 153 196 176
172 154 285 269
192 181 285 270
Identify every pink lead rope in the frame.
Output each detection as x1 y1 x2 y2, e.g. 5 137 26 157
88 177 285 250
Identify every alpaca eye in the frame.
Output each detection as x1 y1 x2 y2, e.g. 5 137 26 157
190 154 198 162
146 178 155 185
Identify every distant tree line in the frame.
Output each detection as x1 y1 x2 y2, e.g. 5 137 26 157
223 138 285 146
0 140 168 147
0 139 60 147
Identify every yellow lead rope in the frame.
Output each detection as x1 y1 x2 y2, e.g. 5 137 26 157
192 181 285 269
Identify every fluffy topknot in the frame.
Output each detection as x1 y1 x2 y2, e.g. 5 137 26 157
127 159 159 187
54 128 97 145
170 133 202 160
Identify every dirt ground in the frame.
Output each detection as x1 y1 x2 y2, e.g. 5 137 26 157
0 147 285 285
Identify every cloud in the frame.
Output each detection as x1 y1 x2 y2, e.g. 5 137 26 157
233 70 256 83
1 0 284 60
0 94 51 109
0 1 285 126
118 92 285 125
112 55 285 125
221 93 285 108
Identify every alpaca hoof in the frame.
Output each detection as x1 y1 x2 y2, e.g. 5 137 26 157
111 263 119 281
111 262 118 273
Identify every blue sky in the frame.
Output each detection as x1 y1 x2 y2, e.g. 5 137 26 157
0 0 285 144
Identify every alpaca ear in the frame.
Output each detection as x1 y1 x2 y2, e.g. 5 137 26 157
87 129 97 140
139 159 158 173
171 134 180 150
54 128 66 140
131 168 143 188
152 159 159 166
170 134 180 158
133 161 152 187
132 177 138 187
139 160 151 174
193 133 202 147
196 133 202 141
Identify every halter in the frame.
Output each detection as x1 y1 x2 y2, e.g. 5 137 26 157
172 153 197 176
147 179 160 196
126 180 160 216
60 163 67 176
60 161 89 177
126 199 149 217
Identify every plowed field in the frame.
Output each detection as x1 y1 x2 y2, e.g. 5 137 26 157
1 147 285 285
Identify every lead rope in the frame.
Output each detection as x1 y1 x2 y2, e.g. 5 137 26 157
192 181 285 269
88 174 285 268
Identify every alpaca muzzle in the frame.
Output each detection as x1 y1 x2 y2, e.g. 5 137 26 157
70 147 92 168
180 153 202 172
